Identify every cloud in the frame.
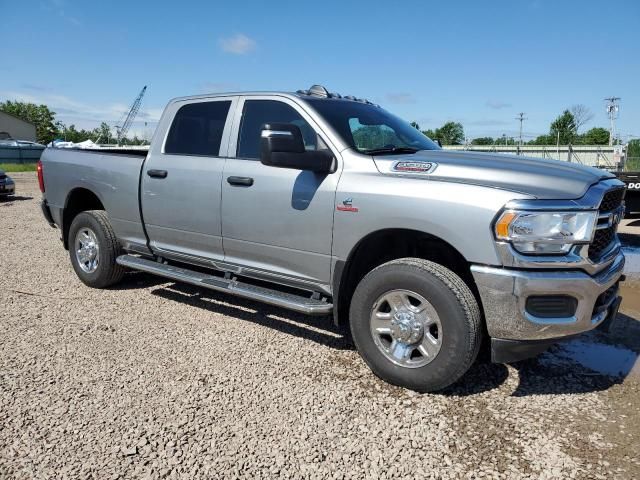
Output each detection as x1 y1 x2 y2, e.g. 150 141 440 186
219 34 256 55
385 93 416 105
0 89 163 130
485 100 512 110
21 83 53 92
42 0 81 25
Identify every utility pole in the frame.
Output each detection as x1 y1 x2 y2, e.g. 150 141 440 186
515 112 527 154
604 97 621 146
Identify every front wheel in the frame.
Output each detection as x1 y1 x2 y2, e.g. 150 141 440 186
68 210 125 288
349 258 482 392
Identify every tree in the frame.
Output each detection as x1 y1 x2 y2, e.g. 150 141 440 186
570 104 594 133
581 127 609 145
94 122 112 143
422 122 464 145
437 122 465 145
550 110 577 145
0 100 59 144
352 125 403 150
471 137 494 145
529 135 554 145
422 129 436 140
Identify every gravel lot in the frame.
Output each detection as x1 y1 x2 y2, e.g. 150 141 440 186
1 172 639 479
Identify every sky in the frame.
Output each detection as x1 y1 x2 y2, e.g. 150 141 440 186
1 0 638 142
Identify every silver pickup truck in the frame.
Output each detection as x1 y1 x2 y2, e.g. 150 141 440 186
39 85 626 392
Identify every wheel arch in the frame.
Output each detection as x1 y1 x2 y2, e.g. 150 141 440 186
332 228 482 326
62 187 105 249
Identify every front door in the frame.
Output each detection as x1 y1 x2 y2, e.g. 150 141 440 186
141 96 237 262
221 96 339 292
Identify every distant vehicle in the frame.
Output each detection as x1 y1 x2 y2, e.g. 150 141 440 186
38 85 626 392
0 168 15 198
613 171 640 215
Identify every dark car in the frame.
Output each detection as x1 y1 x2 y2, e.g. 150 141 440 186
0 169 16 198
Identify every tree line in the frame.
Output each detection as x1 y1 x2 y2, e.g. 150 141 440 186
0 100 149 145
412 104 615 146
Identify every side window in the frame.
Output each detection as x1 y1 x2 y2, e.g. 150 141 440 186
165 100 231 156
237 100 324 159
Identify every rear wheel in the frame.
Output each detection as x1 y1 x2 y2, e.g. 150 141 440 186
68 210 125 288
349 258 482 392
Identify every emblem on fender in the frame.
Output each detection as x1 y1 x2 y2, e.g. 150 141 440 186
392 161 437 173
337 197 359 212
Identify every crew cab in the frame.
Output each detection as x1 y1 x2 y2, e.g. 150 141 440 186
39 85 626 392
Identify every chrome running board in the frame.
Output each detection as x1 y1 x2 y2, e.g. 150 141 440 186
116 255 332 315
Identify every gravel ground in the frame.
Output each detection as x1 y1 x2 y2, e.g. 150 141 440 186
1 172 639 479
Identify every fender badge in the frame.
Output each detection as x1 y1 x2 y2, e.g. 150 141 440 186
392 161 437 173
337 197 359 212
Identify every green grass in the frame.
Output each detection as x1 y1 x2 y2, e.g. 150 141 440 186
0 162 37 172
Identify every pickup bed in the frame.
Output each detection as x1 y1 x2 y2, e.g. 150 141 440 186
39 84 626 392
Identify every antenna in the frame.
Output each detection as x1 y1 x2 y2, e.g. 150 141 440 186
604 97 620 146
515 112 527 149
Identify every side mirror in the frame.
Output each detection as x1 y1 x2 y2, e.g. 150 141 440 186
260 123 333 173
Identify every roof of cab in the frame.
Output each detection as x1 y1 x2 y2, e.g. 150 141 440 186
168 84 378 106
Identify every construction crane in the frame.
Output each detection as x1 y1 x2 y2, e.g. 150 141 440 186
116 85 147 145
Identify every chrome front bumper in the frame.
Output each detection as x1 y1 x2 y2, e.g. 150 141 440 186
471 251 625 341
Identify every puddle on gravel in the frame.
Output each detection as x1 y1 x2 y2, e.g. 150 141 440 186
540 340 640 377
541 339 640 378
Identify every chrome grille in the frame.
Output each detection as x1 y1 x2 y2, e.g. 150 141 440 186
588 187 624 261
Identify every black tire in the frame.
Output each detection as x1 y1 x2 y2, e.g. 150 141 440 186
349 258 482 392
68 210 125 288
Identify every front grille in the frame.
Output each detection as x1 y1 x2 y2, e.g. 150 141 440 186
589 227 616 260
588 187 624 261
599 187 625 213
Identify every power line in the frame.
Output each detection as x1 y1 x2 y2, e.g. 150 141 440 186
515 112 527 148
604 97 620 146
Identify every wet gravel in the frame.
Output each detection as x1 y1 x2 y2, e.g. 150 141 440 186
1 172 639 479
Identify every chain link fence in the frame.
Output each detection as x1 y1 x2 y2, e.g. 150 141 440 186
626 157 640 171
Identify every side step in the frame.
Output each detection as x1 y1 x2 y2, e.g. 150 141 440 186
116 255 333 315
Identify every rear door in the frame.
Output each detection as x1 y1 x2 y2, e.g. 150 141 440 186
141 96 237 262
220 96 339 292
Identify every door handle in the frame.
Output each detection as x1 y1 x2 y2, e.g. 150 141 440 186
227 176 254 187
147 169 168 179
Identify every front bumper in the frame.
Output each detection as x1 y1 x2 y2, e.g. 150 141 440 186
0 181 15 196
471 250 625 342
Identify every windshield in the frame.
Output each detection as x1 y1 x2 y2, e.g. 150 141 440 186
304 98 440 155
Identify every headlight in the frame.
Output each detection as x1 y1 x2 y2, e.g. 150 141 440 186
494 210 597 254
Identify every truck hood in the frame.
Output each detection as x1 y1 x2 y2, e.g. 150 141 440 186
372 149 614 200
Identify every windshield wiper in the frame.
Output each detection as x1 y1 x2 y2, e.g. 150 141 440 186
363 146 420 155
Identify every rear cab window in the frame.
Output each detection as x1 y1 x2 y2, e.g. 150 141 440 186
165 100 232 156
